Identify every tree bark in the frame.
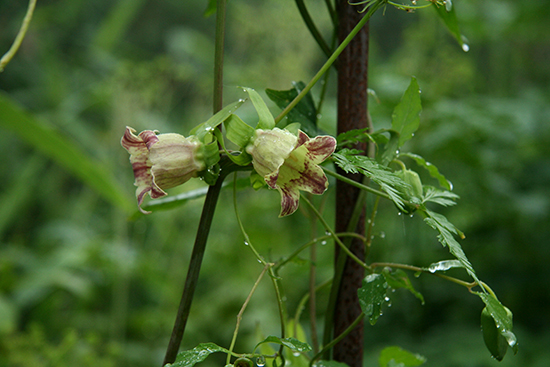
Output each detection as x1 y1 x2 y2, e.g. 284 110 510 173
333 1 369 366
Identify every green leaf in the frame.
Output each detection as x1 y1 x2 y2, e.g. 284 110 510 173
332 149 408 210
433 2 469 51
204 0 216 17
379 130 400 167
242 87 275 130
382 268 424 304
254 336 312 353
358 273 388 325
421 186 459 207
422 210 480 285
265 81 318 136
400 152 452 190
476 292 518 357
378 346 426 367
224 114 255 148
190 99 245 140
167 343 229 367
391 77 422 147
0 93 133 213
336 127 375 149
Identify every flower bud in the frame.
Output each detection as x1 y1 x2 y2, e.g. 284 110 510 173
121 127 206 213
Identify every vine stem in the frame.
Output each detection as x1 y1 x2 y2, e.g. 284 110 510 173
274 1 384 125
226 264 270 365
0 0 37 72
300 195 372 273
162 171 226 365
162 1 227 364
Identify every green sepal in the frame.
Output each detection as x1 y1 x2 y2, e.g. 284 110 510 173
224 114 255 148
213 128 252 166
250 171 266 190
241 87 275 130
200 140 221 168
190 99 245 141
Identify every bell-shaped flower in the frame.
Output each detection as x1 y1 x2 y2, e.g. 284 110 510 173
121 126 206 213
246 128 336 217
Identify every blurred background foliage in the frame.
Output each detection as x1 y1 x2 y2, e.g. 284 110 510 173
1 0 549 366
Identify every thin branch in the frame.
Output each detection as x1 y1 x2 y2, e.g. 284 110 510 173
0 0 37 72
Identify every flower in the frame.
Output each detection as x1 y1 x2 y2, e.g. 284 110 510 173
246 128 336 217
121 127 205 213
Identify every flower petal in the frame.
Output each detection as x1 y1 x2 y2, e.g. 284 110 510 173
277 185 301 217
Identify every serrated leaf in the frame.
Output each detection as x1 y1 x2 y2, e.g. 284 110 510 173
379 346 426 367
168 343 229 367
391 77 421 147
476 293 518 356
190 99 245 140
0 93 133 213
332 149 408 210
358 273 388 325
382 268 424 304
336 127 375 149
400 152 452 190
422 210 480 285
242 87 275 130
422 186 459 207
254 336 312 353
265 81 318 136
433 2 468 51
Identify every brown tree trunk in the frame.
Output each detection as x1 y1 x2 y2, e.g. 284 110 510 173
333 1 369 366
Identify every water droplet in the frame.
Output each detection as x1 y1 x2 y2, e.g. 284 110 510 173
384 296 390 302
321 240 327 246
409 213 414 218
238 98 246 103
379 231 386 239
462 43 470 52
316 114 322 120
395 150 400 155
244 241 249 246
293 352 300 357
325 231 331 236
397 212 402 216
256 356 266 367
448 181 454 190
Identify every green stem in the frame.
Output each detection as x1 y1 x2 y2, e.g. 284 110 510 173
370 262 478 289
233 175 287 348
162 170 226 365
227 264 270 365
295 0 332 58
213 0 227 113
274 232 367 272
274 1 384 124
0 0 37 72
310 313 365 367
300 195 371 272
323 168 391 200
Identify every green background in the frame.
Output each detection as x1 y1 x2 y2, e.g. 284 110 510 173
1 0 549 366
